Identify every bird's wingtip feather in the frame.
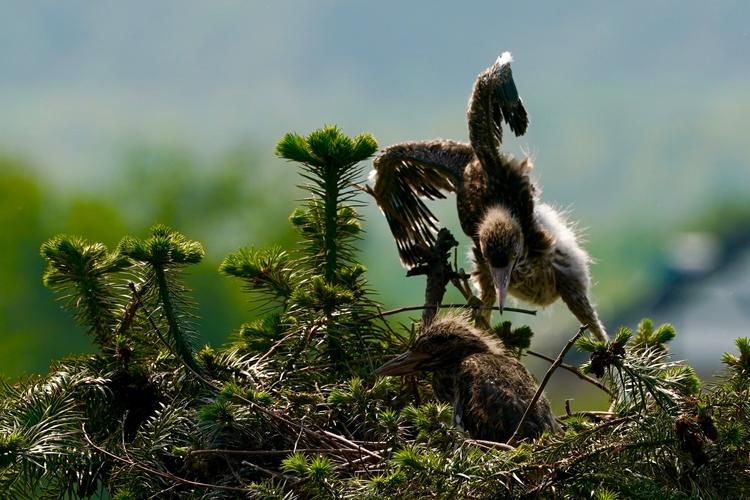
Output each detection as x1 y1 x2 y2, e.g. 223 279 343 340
496 51 513 66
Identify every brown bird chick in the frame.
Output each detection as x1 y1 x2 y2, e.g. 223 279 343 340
368 52 607 340
375 313 559 442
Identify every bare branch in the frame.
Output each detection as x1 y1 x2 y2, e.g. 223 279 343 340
526 349 612 397
82 424 258 493
371 303 536 321
507 325 587 446
465 438 516 452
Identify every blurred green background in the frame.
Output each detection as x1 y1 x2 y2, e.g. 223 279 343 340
2 2 749 408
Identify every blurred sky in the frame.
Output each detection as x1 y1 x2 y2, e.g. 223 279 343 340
2 1 749 375
3 2 748 196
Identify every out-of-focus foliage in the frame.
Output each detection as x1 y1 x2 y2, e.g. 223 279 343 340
0 150 296 377
1 127 748 498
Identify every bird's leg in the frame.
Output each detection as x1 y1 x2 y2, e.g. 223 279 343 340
555 269 608 342
469 246 496 329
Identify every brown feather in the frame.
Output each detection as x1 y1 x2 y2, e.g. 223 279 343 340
370 140 474 267
376 313 559 442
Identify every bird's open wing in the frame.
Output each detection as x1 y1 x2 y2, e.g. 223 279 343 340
369 140 475 267
491 52 529 140
468 52 528 161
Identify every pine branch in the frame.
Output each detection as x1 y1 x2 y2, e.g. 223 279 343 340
276 126 380 372
220 246 295 310
40 235 129 348
277 125 377 280
119 225 203 371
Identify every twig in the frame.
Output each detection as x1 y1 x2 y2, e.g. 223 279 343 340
128 282 178 356
507 325 588 446
252 329 300 369
241 460 287 480
120 411 132 461
116 287 142 337
294 415 307 451
319 429 381 460
375 305 405 339
334 452 382 472
188 447 371 457
82 424 256 493
352 468 386 475
150 484 179 499
223 455 246 487
526 349 612 397
371 303 536 320
465 439 515 452
337 439 389 450
558 410 616 421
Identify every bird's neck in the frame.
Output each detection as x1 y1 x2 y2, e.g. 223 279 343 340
431 371 455 403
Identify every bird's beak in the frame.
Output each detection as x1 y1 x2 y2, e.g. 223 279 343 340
491 265 513 314
374 350 431 376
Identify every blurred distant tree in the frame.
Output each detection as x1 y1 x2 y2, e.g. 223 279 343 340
0 162 71 375
0 147 299 377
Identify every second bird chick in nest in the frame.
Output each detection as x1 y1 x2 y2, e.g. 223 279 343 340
375 313 559 443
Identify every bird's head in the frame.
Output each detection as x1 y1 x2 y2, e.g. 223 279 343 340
478 206 523 313
374 314 501 376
